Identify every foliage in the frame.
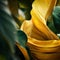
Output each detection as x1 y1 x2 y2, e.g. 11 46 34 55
52 6 60 34
0 0 31 60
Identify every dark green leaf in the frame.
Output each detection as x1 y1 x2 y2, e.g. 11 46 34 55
47 16 57 34
52 6 60 33
17 30 27 47
0 0 18 60
0 6 17 53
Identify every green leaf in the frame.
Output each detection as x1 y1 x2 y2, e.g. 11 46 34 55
12 15 22 27
17 30 27 47
0 1 18 60
0 8 17 53
52 6 60 33
47 16 57 34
